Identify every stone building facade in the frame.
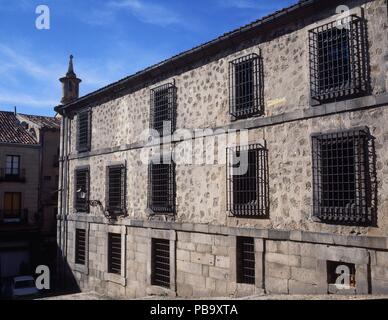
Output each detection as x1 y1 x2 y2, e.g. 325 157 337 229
56 0 388 297
0 111 60 283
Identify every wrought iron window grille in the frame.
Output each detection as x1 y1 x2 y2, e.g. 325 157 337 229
312 127 377 225
108 233 121 275
227 143 269 218
75 229 86 265
236 237 255 285
148 160 176 215
151 238 170 289
150 83 177 137
77 110 91 152
106 164 127 217
75 168 90 213
309 15 369 103
229 53 264 119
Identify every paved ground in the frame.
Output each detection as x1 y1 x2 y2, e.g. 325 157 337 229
39 291 388 300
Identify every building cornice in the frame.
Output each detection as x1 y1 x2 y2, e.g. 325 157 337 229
63 213 388 251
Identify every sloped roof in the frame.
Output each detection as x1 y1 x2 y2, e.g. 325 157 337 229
18 114 60 130
56 0 347 114
0 111 38 145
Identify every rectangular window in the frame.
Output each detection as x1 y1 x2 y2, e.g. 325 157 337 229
5 155 20 176
106 165 126 215
148 162 175 214
229 53 264 118
327 261 356 288
108 233 121 275
151 238 170 289
75 168 89 213
77 111 91 152
227 144 269 218
75 229 86 265
236 237 255 285
309 16 368 103
312 127 376 225
3 192 21 218
150 83 176 136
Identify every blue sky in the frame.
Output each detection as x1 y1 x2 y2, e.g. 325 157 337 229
0 0 297 116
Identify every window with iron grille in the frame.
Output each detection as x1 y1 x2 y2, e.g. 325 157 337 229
75 168 89 213
227 144 269 218
151 238 170 289
312 127 376 225
148 162 175 214
150 83 176 136
106 165 126 215
236 237 255 285
77 110 91 152
229 53 264 119
309 15 368 103
75 229 86 265
108 233 121 274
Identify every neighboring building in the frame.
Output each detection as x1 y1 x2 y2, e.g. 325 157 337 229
0 110 60 283
56 0 388 298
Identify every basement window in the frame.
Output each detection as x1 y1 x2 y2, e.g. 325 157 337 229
75 168 89 213
309 15 368 103
227 144 269 218
150 83 176 137
312 127 376 225
148 163 175 214
108 233 121 275
327 261 356 289
151 238 170 289
106 165 126 216
77 110 91 152
236 237 255 285
229 53 264 119
75 229 86 265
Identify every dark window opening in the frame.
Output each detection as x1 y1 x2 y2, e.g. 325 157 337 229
75 229 86 265
75 168 89 213
5 155 20 176
108 233 121 275
327 261 356 288
106 165 126 215
150 83 176 137
151 238 170 289
227 144 269 218
309 16 368 103
318 28 350 92
312 128 377 225
148 163 175 214
229 53 264 118
237 237 255 285
77 111 91 152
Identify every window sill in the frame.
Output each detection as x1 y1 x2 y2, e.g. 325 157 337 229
146 285 176 297
103 272 126 287
74 263 88 274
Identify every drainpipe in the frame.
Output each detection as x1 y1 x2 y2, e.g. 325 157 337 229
64 114 72 287
57 112 69 290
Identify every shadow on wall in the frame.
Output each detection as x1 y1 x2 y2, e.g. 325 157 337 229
0 244 80 300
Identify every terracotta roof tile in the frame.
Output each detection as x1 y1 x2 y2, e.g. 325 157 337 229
0 111 38 145
19 114 60 130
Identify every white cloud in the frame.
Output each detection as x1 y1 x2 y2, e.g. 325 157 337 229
0 91 58 108
108 0 184 27
0 44 64 81
217 0 261 9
